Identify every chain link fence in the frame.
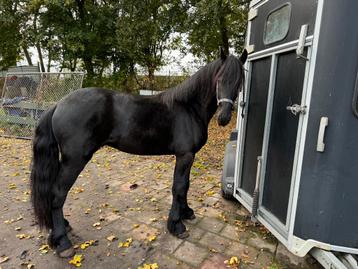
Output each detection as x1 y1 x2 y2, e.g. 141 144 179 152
0 72 84 139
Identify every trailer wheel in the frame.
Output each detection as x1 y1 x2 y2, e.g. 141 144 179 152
221 189 234 200
221 136 237 200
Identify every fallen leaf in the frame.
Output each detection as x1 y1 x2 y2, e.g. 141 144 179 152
224 256 240 268
133 224 140 228
206 190 215 196
0 256 9 264
92 222 101 227
118 238 132 248
106 235 117 242
148 235 156 242
16 234 32 239
8 183 17 189
39 244 49 254
80 240 95 250
138 263 159 269
149 218 157 222
69 254 83 267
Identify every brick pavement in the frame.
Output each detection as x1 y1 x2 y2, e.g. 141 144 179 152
0 137 322 269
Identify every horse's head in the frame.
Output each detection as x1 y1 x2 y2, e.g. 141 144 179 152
216 49 247 126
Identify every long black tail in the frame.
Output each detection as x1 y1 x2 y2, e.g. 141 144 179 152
30 106 59 230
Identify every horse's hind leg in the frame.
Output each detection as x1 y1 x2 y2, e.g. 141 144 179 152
167 152 194 238
49 156 88 257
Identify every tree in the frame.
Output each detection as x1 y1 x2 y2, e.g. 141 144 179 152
0 0 22 70
186 0 249 62
116 0 188 90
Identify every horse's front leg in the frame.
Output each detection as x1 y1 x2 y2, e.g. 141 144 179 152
167 152 194 238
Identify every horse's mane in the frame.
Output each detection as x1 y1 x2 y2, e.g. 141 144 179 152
160 55 243 107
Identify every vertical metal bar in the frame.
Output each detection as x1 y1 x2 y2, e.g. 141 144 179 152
258 54 278 207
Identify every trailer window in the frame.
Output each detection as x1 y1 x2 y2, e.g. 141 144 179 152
264 3 291 45
353 71 358 118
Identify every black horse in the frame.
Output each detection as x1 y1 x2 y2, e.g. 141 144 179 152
30 50 247 257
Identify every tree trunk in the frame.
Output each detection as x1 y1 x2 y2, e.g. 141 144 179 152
47 52 51 72
22 46 33 66
36 44 45 72
148 66 155 91
218 0 229 55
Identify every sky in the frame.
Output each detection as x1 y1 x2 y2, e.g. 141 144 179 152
18 46 200 76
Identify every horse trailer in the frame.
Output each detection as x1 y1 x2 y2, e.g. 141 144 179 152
222 0 358 268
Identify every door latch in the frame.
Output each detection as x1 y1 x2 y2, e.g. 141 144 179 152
296 24 309 60
286 104 307 116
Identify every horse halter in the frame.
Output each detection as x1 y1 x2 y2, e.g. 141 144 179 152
216 79 235 108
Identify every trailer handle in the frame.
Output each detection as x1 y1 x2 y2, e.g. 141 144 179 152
296 24 309 60
251 156 262 223
317 117 329 152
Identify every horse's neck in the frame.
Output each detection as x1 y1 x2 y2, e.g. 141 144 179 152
189 81 218 128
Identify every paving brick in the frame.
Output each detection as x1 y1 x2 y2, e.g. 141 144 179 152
129 224 159 241
199 232 231 252
276 243 316 269
186 226 206 243
0 138 320 269
220 224 238 240
149 251 192 269
197 217 225 233
197 206 224 219
153 233 183 254
200 253 228 269
256 251 275 267
174 241 209 267
247 235 277 253
225 242 260 265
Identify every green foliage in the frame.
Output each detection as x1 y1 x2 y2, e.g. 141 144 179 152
186 0 249 62
0 0 248 89
116 0 188 89
0 0 22 70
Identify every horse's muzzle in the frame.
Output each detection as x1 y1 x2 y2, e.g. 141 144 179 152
217 104 232 126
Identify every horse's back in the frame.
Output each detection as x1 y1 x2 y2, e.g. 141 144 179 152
52 88 117 156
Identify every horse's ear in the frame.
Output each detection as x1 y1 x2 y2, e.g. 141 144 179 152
220 47 227 60
240 49 248 64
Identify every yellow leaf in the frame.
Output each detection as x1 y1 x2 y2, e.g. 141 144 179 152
138 263 159 269
133 224 140 228
118 238 132 248
69 254 83 267
227 256 239 266
149 218 157 222
8 183 16 189
39 244 49 254
16 234 32 239
206 190 215 196
229 256 239 265
80 240 95 250
148 235 156 242
92 222 101 227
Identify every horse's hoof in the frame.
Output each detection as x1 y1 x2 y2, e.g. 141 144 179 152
177 231 190 239
57 247 75 258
